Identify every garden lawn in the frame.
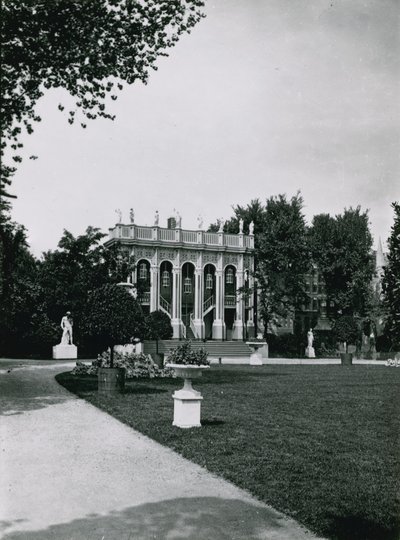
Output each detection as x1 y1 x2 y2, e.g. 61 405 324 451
57 365 400 540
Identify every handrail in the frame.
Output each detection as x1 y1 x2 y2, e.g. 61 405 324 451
159 295 171 316
203 295 215 314
189 312 198 338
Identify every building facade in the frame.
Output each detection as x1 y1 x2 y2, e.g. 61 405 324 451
106 219 255 341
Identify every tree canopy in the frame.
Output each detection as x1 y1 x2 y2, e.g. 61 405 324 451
83 283 145 365
309 207 374 319
1 0 204 199
382 202 400 349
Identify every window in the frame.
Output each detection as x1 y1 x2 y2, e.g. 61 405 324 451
206 273 213 290
139 263 147 280
183 277 192 294
162 271 170 288
226 268 234 284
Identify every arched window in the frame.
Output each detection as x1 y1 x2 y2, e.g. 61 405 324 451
206 273 213 290
183 277 192 294
226 268 234 284
162 270 170 288
139 263 147 280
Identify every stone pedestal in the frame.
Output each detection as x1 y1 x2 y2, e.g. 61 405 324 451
232 321 244 340
172 385 203 428
212 320 225 340
167 364 208 428
249 351 263 365
305 346 315 358
192 319 205 340
53 344 77 359
171 318 185 339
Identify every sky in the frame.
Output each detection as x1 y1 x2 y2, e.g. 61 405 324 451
9 0 400 257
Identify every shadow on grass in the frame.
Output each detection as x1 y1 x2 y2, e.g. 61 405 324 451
325 513 400 540
201 419 226 427
2 496 307 540
123 385 168 395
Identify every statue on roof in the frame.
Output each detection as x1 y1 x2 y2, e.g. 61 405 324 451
129 208 135 224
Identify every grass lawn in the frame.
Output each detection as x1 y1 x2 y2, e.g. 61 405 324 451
57 365 400 540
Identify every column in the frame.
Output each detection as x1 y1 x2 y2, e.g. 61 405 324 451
246 274 255 339
171 268 184 339
192 269 205 339
150 266 159 312
232 271 244 340
212 270 225 340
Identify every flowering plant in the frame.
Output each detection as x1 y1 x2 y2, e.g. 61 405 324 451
72 351 175 378
167 340 210 366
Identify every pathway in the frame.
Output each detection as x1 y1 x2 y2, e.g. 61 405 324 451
0 359 322 540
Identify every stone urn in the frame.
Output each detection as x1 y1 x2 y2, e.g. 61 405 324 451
246 342 265 365
166 364 210 428
98 367 126 394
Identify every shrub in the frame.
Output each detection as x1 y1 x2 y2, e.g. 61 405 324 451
331 316 359 353
145 310 173 340
71 352 175 378
167 340 210 366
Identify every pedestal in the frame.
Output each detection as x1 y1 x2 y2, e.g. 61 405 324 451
172 385 203 428
232 321 244 340
305 346 315 358
192 319 205 340
171 318 185 339
212 320 225 340
249 351 263 365
53 344 77 359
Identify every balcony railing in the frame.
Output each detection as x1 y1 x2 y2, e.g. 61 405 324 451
159 295 171 315
224 295 236 307
109 224 254 250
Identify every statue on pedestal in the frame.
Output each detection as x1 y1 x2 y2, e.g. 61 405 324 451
60 312 73 345
129 208 135 224
305 328 315 358
239 218 244 234
53 311 77 359
249 221 254 235
154 210 159 226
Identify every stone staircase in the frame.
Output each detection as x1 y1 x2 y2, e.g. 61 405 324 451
143 340 253 364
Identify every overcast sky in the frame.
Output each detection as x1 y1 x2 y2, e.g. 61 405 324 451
9 0 400 256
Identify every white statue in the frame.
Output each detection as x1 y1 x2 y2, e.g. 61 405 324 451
60 312 73 345
176 212 182 228
154 210 159 226
239 218 244 234
249 221 254 235
218 219 224 233
307 329 314 348
129 208 135 224
115 209 122 223
197 215 204 230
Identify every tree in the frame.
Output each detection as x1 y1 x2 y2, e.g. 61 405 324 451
382 202 400 349
1 0 205 197
83 284 145 366
208 199 265 235
38 226 134 328
255 193 310 334
145 310 173 341
309 207 374 320
331 316 359 353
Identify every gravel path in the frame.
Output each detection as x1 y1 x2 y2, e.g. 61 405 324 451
0 359 322 540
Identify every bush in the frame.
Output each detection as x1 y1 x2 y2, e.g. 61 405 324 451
267 333 302 358
166 340 210 366
71 352 175 378
331 316 359 352
145 310 173 340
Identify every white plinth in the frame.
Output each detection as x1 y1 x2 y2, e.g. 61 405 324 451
249 351 263 365
172 388 203 428
52 344 77 359
212 320 225 340
305 346 315 358
232 321 244 340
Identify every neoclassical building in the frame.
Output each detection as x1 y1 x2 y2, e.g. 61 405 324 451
106 216 255 340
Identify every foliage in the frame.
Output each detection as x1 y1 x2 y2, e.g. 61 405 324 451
167 340 209 365
255 193 310 334
309 207 374 319
1 0 205 197
71 352 174 378
37 226 135 341
267 333 303 358
82 283 145 366
0 216 59 356
382 202 400 349
58 365 400 540
208 199 264 235
331 316 359 352
145 310 173 340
